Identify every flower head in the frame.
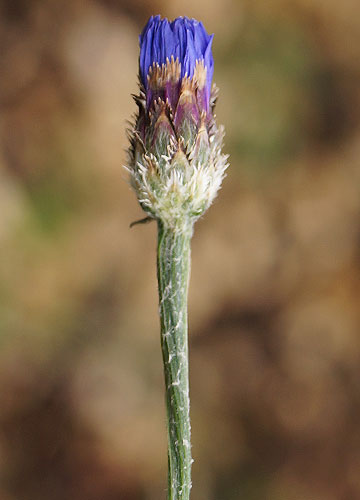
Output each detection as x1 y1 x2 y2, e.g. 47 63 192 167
127 16 228 231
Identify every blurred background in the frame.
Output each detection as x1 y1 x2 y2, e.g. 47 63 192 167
1 0 360 499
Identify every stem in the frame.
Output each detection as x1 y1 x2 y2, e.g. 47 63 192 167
157 221 193 500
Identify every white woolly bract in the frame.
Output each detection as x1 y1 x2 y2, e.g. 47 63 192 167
127 125 228 231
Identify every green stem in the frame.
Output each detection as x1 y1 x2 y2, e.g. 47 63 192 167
157 221 193 500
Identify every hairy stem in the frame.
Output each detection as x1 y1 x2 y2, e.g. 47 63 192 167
157 221 193 500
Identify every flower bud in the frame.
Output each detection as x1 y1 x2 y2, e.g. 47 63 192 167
127 15 228 230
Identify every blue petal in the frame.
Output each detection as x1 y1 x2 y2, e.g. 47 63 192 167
204 35 214 93
183 28 196 78
162 20 175 64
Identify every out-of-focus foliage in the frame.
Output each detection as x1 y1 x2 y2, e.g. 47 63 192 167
1 1 360 499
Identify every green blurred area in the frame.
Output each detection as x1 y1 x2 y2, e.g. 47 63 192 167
1 1 360 499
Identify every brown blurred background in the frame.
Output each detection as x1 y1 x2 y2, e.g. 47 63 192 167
1 0 360 499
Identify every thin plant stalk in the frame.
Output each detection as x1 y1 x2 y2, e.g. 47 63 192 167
157 221 193 499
